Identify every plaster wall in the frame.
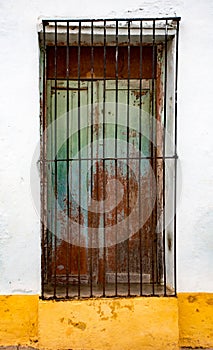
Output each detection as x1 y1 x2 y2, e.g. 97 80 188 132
0 0 212 295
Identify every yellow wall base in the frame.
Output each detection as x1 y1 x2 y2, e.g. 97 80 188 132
39 297 179 350
0 293 212 349
0 295 38 347
178 293 213 348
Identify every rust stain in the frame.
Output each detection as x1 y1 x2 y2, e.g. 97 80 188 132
45 44 165 288
47 46 156 80
94 104 100 137
132 90 148 99
188 296 198 303
67 318 87 331
206 298 213 305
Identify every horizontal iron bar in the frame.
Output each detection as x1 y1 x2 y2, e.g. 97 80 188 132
43 17 181 24
40 155 178 162
48 78 155 82
40 293 176 301
51 87 88 91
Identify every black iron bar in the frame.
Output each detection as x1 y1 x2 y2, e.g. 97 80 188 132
154 31 158 290
52 87 88 91
41 21 46 299
174 19 180 296
53 22 58 298
115 20 119 297
151 20 155 296
43 155 177 162
44 17 181 23
48 78 159 82
163 20 168 296
48 75 53 290
127 20 130 296
77 21 81 299
66 21 70 299
139 20 143 296
90 21 94 298
102 20 106 297
46 89 50 289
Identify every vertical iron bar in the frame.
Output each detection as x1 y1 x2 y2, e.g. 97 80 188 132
53 22 58 298
127 20 130 296
66 21 70 298
90 21 94 298
115 19 118 297
77 21 81 299
48 59 53 290
103 20 106 297
49 85 53 288
139 20 143 296
41 21 46 299
163 20 168 296
174 19 180 296
151 20 155 295
155 35 158 290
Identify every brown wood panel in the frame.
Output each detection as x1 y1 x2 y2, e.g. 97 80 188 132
47 46 156 79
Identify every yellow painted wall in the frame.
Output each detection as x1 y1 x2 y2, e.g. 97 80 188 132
0 295 38 347
178 293 213 348
39 297 179 350
0 294 212 349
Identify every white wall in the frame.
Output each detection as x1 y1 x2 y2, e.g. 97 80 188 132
0 0 212 294
178 0 213 292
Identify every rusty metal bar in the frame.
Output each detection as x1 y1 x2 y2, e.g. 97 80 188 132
127 20 131 296
115 19 119 296
139 20 143 296
48 78 151 82
45 43 51 291
65 20 70 299
151 20 156 296
41 21 46 299
90 21 94 298
77 21 81 299
102 19 107 297
43 155 177 162
48 48 53 289
154 27 158 291
174 20 180 296
53 22 58 298
43 17 181 22
163 20 168 296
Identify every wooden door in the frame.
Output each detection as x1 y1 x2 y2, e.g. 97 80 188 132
46 78 160 289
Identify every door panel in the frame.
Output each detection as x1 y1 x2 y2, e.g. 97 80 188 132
46 79 159 288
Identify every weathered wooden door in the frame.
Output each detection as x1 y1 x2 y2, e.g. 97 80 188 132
46 78 159 291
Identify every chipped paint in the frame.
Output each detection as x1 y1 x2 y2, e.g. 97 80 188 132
44 75 162 294
38 297 179 349
0 294 212 348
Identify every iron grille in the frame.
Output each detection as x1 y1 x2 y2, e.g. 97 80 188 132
40 17 180 299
